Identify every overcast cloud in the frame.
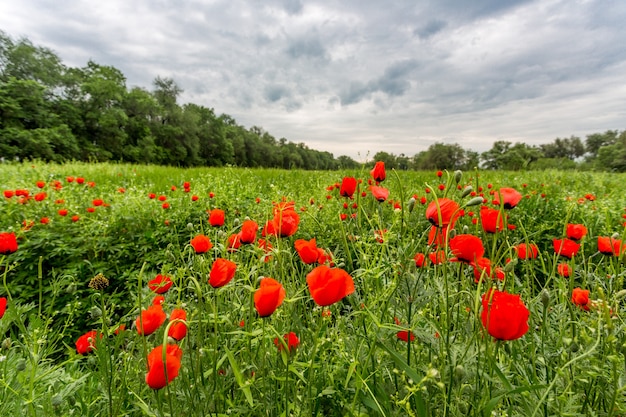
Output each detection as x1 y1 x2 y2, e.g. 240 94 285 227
1 0 625 160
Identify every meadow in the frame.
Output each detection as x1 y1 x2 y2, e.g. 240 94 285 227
0 161 625 416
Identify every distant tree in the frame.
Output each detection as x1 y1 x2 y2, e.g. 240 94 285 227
412 142 467 170
540 136 585 160
481 141 541 170
336 155 360 169
585 130 619 160
594 130 626 172
372 151 397 170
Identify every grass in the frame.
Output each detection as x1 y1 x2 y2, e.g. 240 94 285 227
0 161 625 416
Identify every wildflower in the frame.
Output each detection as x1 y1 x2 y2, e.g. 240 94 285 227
429 250 446 265
240 220 258 244
0 297 7 319
225 234 241 252
145 344 183 390
557 263 572 277
436 170 443 177
0 232 18 254
306 265 355 307
269 209 300 237
3 190 14 198
162 203 170 209
75 330 100 355
514 243 538 259
136 305 167 336
370 161 386 182
493 188 522 209
168 309 187 341
34 192 46 202
152 295 165 306
148 193 156 199
396 330 415 342
449 234 484 263
295 238 319 264
15 189 29 197
40 217 50 225
566 224 587 241
425 198 459 227
36 181 45 188
571 288 590 310
471 257 504 283
481 289 529 341
480 207 505 233
598 236 623 256
71 215 80 222
273 332 299 352
66 176 74 183
58 209 68 217
208 209 225 227
339 177 357 198
148 274 173 294
370 186 389 202
190 235 212 254
553 238 580 259
209 258 237 288
158 195 167 201
92 199 104 206
414 253 428 268
87 207 96 213
191 195 198 201
254 277 286 317
76 177 85 184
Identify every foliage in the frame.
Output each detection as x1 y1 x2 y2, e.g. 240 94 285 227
1 162 626 416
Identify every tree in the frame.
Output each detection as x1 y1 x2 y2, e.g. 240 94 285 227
412 142 468 170
585 130 619 160
481 141 541 170
540 136 585 160
371 151 397 170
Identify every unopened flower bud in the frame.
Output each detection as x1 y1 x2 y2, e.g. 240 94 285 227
504 258 517 273
1 338 11 350
51 394 63 408
454 170 463 184
16 358 26 371
186 223 194 231
461 185 473 198
465 196 484 207
448 229 456 239
454 364 465 381
540 288 550 309
462 225 469 234
408 197 416 213
611 232 620 240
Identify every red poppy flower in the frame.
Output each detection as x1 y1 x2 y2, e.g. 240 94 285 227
190 235 212 254
145 344 183 390
427 225 450 248
40 217 49 224
135 305 167 335
168 308 187 341
34 192 46 202
514 243 538 259
158 195 167 201
76 177 85 184
295 238 319 264
566 224 587 241
598 236 623 256
66 176 74 183
414 253 428 268
0 297 7 319
86 207 96 213
571 288 590 310
36 180 45 188
75 330 100 355
148 274 173 294
227 234 241 252
480 207 505 233
71 215 80 222
396 330 415 342
148 193 156 199
0 232 18 254
471 257 504 283
209 209 225 227
254 277 286 317
557 263 572 277
339 177 357 198
449 234 484 263
370 161 386 182
93 199 104 206
428 250 446 264
152 295 165 306
493 187 522 209
481 289 529 341
306 265 355 307
209 258 237 288
240 220 258 244
273 332 299 352
3 190 14 198
271 209 300 237
425 198 459 227
15 189 29 197
553 238 580 259
58 209 68 217
370 186 389 202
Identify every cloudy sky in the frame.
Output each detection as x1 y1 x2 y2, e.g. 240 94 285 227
2 0 625 160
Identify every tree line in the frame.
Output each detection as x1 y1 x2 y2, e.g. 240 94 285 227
1 31 624 171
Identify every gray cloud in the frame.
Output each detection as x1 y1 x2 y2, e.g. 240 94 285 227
1 0 625 160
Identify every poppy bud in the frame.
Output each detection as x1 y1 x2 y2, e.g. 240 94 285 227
540 288 550 309
16 358 26 371
461 186 473 198
454 364 465 381
462 225 469 234
465 196 484 207
186 223 194 231
1 338 11 350
612 232 620 240
504 258 517 273
454 170 462 184
408 197 416 213
448 229 456 239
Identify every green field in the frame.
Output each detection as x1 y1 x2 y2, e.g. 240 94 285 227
1 162 626 416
